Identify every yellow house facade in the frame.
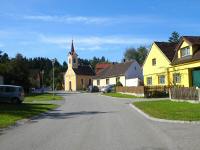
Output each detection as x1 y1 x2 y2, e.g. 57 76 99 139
64 41 95 91
143 36 200 88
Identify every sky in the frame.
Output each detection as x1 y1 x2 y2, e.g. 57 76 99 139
0 0 200 63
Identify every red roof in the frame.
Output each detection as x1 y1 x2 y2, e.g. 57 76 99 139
95 63 111 75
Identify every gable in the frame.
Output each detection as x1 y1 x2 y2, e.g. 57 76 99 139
143 43 172 76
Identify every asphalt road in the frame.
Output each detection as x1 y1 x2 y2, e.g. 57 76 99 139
0 93 200 150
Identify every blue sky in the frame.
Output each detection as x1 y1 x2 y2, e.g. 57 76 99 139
0 0 200 63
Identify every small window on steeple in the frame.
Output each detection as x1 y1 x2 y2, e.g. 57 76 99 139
69 58 71 64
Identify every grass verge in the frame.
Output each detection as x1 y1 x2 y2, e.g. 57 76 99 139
0 93 62 128
103 92 142 98
25 93 63 102
0 103 57 128
133 100 200 121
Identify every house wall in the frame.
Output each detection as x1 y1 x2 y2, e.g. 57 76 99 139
168 61 200 87
65 68 77 91
125 61 143 80
93 76 125 87
126 78 140 87
0 76 3 85
143 43 171 86
76 75 93 90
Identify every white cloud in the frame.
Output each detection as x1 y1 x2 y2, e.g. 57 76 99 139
39 34 152 51
22 15 163 25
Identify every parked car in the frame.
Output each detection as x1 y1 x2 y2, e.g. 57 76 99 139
0 85 24 104
88 85 99 93
101 85 115 93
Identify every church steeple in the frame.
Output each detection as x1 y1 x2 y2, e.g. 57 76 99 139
71 40 75 54
68 40 78 69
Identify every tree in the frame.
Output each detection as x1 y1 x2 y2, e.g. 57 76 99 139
124 46 148 65
168 31 180 43
124 48 138 61
137 46 148 64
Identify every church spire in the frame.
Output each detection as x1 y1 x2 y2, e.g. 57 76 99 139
71 40 75 54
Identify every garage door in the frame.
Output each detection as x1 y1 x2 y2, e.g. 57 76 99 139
192 69 200 87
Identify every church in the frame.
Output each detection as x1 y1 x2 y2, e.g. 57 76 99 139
64 41 95 91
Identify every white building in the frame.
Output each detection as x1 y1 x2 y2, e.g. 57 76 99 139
93 60 143 87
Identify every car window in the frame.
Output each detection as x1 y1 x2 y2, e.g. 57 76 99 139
5 87 16 92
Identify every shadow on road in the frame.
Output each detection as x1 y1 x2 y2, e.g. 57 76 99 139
30 110 115 122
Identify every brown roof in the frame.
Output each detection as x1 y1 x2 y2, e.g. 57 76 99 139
73 65 95 76
95 63 111 75
183 36 200 45
172 36 200 65
154 42 177 62
93 61 134 79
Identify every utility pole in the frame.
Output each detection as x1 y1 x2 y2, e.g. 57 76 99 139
52 59 56 97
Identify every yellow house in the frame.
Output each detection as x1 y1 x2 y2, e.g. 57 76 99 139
143 36 200 88
64 41 95 91
143 42 177 86
169 36 200 87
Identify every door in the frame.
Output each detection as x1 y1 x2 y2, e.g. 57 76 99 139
192 69 200 87
69 81 72 91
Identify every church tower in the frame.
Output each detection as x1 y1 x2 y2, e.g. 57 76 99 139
68 40 78 68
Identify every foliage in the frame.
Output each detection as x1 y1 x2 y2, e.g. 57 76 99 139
168 31 180 43
124 46 148 65
116 81 123 87
133 100 200 121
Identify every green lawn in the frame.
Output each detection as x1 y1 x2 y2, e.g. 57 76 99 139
0 103 57 128
0 93 62 128
103 92 141 98
25 93 63 102
133 100 200 121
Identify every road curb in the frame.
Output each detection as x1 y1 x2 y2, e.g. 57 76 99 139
129 103 200 124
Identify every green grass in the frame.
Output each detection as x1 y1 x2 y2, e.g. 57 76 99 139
0 93 63 128
0 103 57 128
103 92 141 98
24 93 63 102
133 100 200 121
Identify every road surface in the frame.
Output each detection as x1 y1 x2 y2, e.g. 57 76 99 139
0 93 200 150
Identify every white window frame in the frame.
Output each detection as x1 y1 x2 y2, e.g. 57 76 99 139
173 73 181 84
147 77 152 85
181 46 190 57
158 75 165 84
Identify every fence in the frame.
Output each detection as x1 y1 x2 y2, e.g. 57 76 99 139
169 87 200 101
116 86 144 96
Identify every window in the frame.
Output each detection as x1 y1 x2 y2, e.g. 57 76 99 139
173 73 181 84
81 79 84 86
181 47 190 57
116 77 120 83
97 80 100 86
158 75 165 84
106 79 109 85
147 77 152 85
152 58 156 66
134 66 137 70
73 58 76 64
69 58 71 64
89 79 91 85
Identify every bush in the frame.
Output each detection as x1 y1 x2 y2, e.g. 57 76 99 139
116 81 123 87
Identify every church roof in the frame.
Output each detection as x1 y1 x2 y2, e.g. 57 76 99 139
73 65 95 76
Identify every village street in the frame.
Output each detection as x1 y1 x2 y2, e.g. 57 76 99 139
0 93 200 150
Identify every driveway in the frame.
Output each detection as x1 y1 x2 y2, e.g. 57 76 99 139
0 93 199 150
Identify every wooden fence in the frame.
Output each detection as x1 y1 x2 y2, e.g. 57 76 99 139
144 86 170 98
116 86 144 96
169 87 200 101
